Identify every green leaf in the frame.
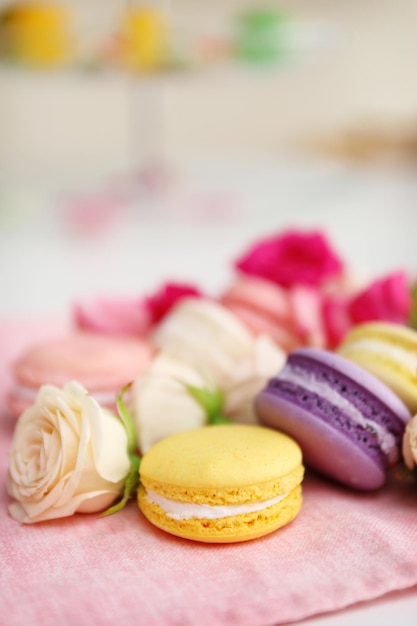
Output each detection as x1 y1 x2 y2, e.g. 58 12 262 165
183 383 231 425
101 385 141 517
209 413 232 425
184 384 222 415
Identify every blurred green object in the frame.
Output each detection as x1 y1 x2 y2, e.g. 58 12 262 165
234 8 290 64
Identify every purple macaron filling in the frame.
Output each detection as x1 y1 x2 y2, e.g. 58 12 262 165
256 348 411 490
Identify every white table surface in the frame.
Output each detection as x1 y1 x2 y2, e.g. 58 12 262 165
1 153 417 625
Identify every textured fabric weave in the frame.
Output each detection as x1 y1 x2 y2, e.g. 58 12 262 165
1 319 417 626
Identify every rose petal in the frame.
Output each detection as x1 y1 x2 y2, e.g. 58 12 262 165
130 354 207 454
322 295 352 349
145 281 203 324
235 230 344 288
73 296 152 336
87 406 130 484
289 285 326 347
349 271 412 325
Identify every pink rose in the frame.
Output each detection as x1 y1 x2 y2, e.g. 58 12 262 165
145 282 203 324
288 285 327 348
348 271 412 325
73 282 203 336
235 230 344 288
321 294 351 349
73 296 152 336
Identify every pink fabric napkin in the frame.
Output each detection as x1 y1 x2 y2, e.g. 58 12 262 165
1 319 417 626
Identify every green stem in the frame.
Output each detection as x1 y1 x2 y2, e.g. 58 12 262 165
101 455 141 517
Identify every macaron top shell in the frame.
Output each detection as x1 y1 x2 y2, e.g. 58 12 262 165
340 321 417 349
289 347 411 425
140 424 303 503
12 333 153 391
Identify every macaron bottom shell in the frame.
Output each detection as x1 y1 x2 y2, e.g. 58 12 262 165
138 484 302 543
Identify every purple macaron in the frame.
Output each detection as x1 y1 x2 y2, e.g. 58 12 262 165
255 347 411 490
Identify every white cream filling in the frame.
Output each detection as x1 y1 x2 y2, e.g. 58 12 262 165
145 489 290 520
280 365 398 463
12 383 116 407
341 338 417 373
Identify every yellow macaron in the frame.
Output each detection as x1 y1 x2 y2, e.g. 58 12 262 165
338 321 417 412
138 424 304 543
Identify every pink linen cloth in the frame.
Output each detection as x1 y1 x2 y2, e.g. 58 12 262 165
1 319 417 626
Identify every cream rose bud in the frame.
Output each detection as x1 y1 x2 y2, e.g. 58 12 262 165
402 414 417 470
129 353 207 454
7 381 131 524
225 335 286 424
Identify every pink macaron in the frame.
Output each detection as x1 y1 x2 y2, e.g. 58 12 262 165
7 332 154 417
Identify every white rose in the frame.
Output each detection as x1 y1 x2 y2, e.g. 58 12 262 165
129 353 207 453
402 414 417 470
225 335 286 424
152 298 254 387
7 381 131 524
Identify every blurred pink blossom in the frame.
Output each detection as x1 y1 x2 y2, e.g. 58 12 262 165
73 281 203 336
348 271 412 325
145 282 203 324
321 271 412 349
73 297 151 336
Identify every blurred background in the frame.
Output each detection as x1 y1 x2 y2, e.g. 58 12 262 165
1 0 417 318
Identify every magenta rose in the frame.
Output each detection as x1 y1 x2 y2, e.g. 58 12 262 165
235 230 344 288
145 282 203 324
348 271 412 325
